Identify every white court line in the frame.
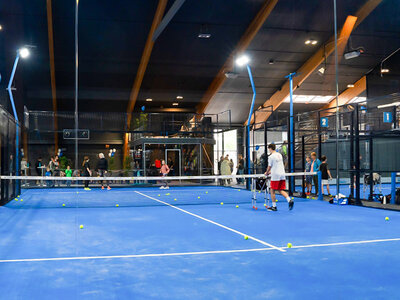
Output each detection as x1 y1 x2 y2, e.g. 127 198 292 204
26 188 234 195
291 237 400 249
135 191 285 252
0 248 274 263
1 237 400 263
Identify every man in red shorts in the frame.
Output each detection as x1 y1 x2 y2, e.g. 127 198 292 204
265 143 294 211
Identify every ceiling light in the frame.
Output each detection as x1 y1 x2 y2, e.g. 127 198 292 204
318 67 325 75
305 39 317 45
381 68 389 73
0 25 3 31
198 24 211 39
172 102 179 106
198 33 211 38
269 59 274 65
146 98 152 102
284 95 333 104
176 96 183 99
235 55 250 67
347 84 355 88
344 48 364 60
224 71 238 79
377 102 400 109
19 47 30 59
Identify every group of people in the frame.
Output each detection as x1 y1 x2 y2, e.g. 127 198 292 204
35 153 111 190
305 152 333 196
217 154 238 185
264 144 334 212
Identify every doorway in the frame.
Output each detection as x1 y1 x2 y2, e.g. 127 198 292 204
165 149 181 176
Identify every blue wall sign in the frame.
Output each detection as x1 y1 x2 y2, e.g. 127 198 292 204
383 112 393 123
320 117 328 128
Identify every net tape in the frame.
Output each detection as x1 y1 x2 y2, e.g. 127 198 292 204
0 172 317 181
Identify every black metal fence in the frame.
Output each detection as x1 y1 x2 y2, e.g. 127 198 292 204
0 104 20 204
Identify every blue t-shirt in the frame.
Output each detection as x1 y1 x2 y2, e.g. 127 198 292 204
311 159 321 172
45 171 52 176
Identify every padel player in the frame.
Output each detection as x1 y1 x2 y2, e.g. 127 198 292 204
160 160 170 189
265 143 294 211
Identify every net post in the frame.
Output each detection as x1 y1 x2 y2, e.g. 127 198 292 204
391 172 396 205
317 171 323 200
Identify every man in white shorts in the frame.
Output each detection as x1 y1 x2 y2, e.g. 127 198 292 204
265 143 294 211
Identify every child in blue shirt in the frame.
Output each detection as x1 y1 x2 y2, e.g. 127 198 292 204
45 167 52 187
311 152 321 195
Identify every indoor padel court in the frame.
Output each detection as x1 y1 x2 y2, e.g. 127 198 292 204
1 0 400 299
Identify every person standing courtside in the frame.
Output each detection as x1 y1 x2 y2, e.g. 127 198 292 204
97 153 110 190
82 156 92 190
310 152 321 195
265 144 294 211
237 154 245 184
305 156 312 195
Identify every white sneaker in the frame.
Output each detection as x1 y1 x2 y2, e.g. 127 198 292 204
160 186 165 189
165 186 169 189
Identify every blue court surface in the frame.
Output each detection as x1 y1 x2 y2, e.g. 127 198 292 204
1 186 400 299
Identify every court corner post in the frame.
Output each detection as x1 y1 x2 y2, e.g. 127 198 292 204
318 171 323 200
245 63 256 190
391 172 396 205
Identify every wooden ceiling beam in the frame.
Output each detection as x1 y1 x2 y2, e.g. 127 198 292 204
251 15 358 125
249 0 382 125
46 0 58 153
322 76 366 111
126 0 168 122
124 0 168 159
196 0 279 115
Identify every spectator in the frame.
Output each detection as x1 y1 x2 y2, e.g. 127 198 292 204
310 152 321 195
21 158 28 176
320 155 333 196
229 159 234 174
237 154 244 184
45 167 52 187
82 156 92 190
155 158 161 169
279 141 288 169
220 157 231 186
65 165 72 187
305 156 312 195
53 156 61 186
96 153 110 190
218 156 224 175
35 157 43 176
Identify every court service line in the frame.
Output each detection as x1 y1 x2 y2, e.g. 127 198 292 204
0 248 274 263
1 237 400 263
291 237 400 249
27 188 234 195
135 191 285 252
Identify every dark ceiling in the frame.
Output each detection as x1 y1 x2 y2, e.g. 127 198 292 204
0 0 399 123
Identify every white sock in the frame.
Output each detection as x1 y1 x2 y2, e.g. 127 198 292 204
272 201 277 207
286 197 291 202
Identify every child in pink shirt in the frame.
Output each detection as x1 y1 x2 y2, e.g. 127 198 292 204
160 160 170 189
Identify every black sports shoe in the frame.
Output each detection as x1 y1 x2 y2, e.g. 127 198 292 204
267 206 277 211
288 200 294 210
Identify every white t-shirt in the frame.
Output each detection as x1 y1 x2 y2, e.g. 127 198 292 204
268 152 286 181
